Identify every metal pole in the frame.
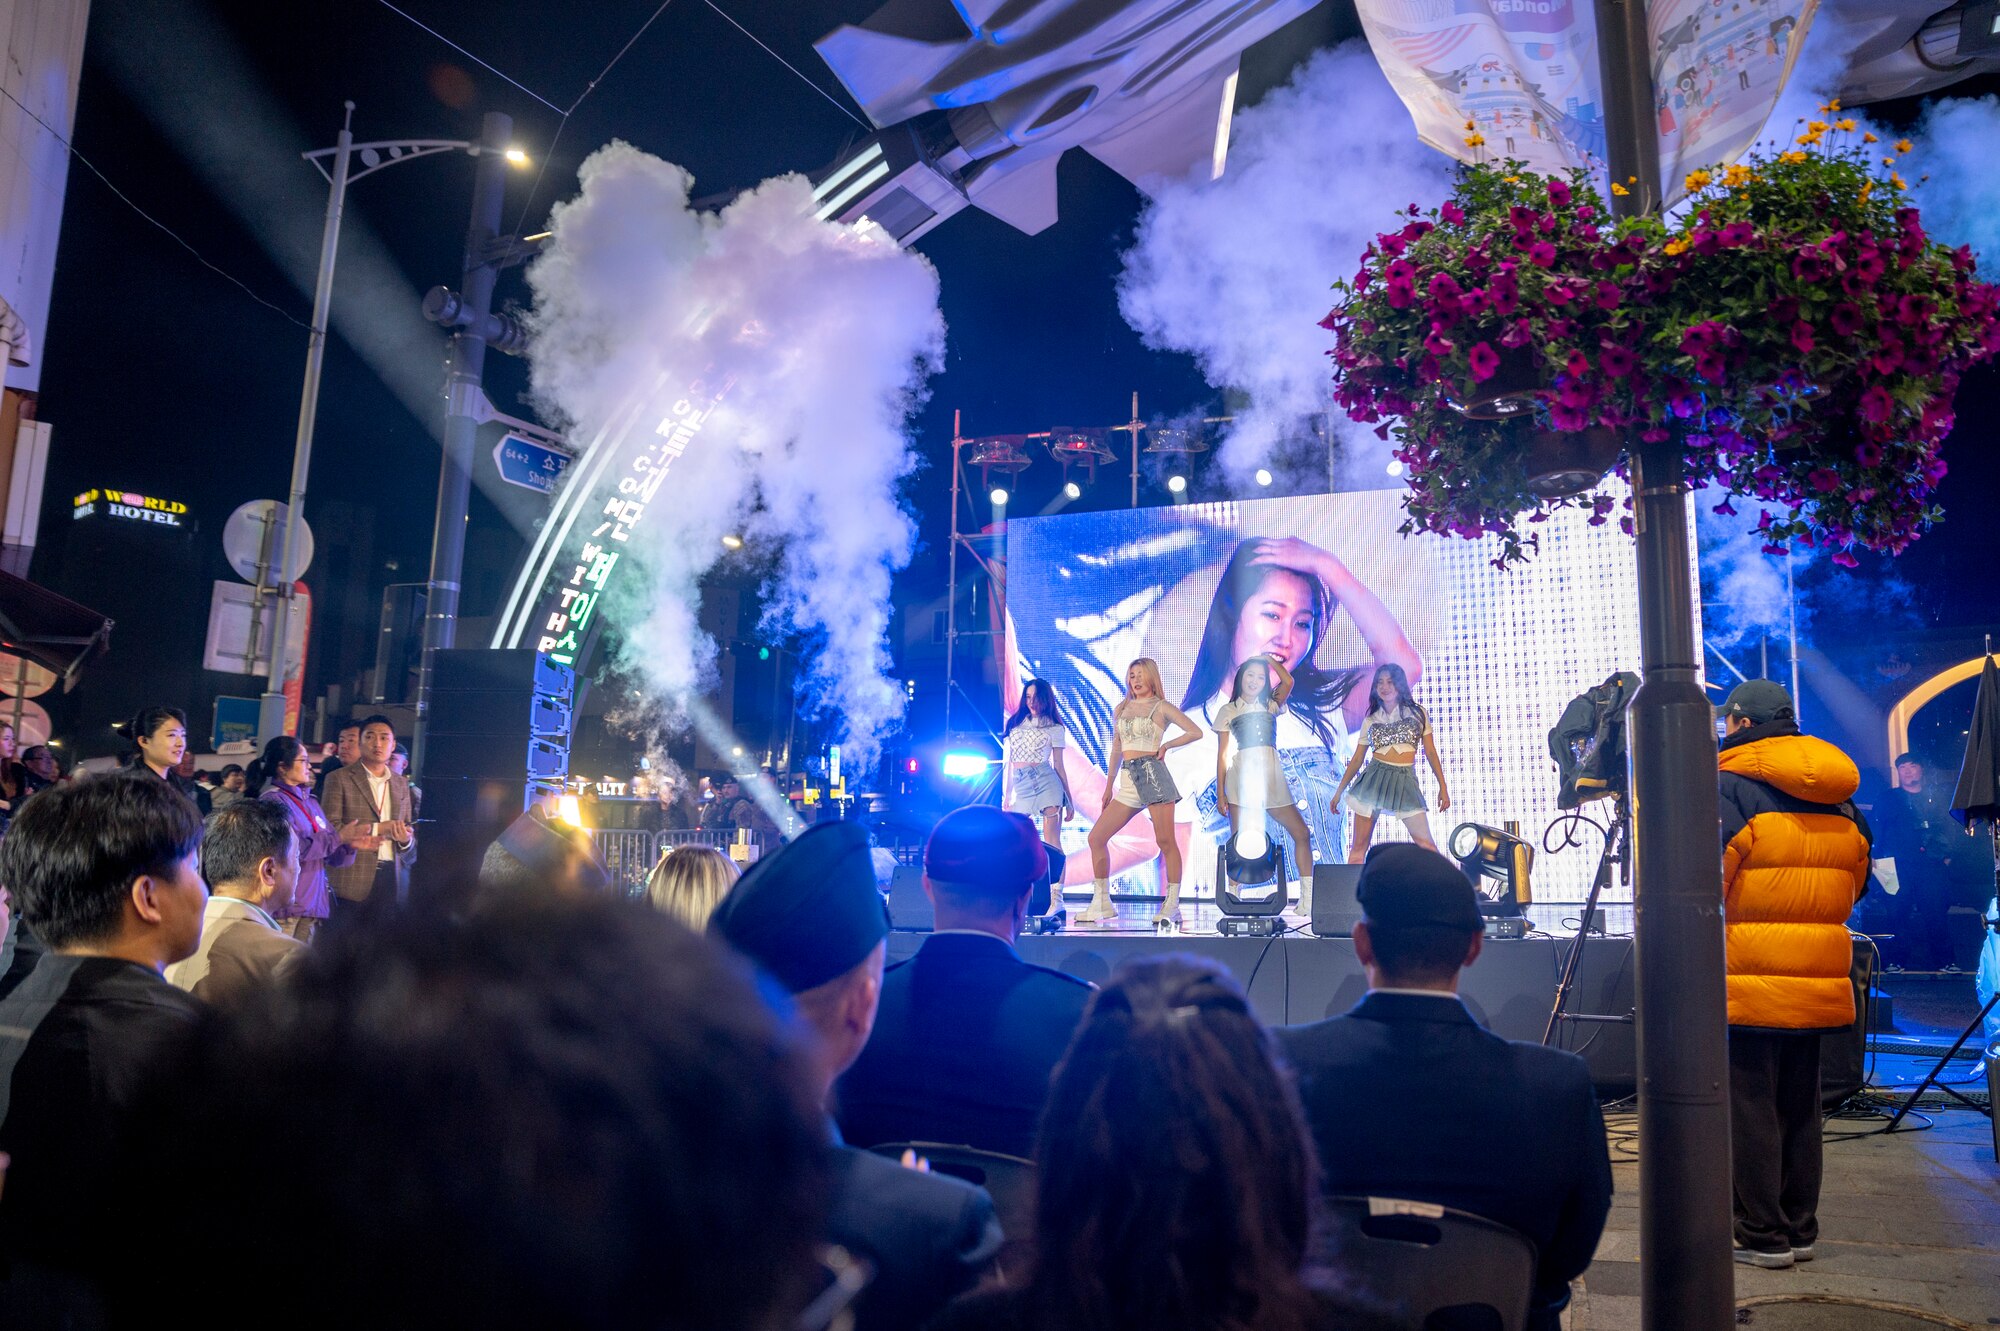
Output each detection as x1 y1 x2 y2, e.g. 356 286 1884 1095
1128 391 1141 508
259 102 354 743
1597 3 1734 1328
1787 548 1801 726
945 410 962 740
413 110 511 773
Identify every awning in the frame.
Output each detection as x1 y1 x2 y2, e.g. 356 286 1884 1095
0 569 112 689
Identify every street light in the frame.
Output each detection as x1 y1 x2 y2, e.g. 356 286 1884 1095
260 103 534 745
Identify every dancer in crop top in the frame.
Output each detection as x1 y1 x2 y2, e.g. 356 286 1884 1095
1213 655 1315 914
1083 658 1202 926
1002 678 1073 845
1329 663 1451 861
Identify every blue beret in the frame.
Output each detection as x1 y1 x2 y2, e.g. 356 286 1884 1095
708 821 888 993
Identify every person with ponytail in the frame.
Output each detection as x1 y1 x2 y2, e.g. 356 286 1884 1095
250 735 367 943
118 705 209 815
927 956 1393 1331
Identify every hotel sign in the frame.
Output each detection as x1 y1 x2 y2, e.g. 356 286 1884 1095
72 488 189 528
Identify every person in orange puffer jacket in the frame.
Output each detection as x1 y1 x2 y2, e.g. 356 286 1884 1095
1716 679 1871 1271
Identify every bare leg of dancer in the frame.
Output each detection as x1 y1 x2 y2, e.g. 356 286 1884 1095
1148 802 1182 925
1402 811 1438 852
1348 811 1377 864
1084 801 1140 922
1271 804 1314 915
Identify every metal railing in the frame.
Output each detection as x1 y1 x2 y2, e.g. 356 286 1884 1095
586 827 779 897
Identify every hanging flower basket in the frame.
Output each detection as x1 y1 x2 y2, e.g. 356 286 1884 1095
1523 426 1624 498
1325 107 2000 567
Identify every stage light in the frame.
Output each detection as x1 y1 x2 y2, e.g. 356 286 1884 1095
504 147 531 167
721 534 744 549
1064 481 1081 499
990 487 1010 506
1450 821 1534 937
556 793 584 828
941 751 992 779
1167 475 1187 493
1254 468 1273 487
1386 459 1406 478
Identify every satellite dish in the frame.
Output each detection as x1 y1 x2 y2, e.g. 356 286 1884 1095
223 500 314 584
0 653 57 699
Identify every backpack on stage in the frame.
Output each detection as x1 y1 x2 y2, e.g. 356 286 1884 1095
1549 671 1640 809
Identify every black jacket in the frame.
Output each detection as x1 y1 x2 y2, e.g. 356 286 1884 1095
837 932 1093 1159
1277 992 1612 1331
827 1125 1002 1331
0 955 201 1271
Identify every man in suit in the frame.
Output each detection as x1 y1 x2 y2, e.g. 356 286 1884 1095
320 714 416 928
166 800 304 1008
711 821 1002 1331
314 721 360 800
0 775 206 1304
837 806 1093 1159
1278 844 1612 1331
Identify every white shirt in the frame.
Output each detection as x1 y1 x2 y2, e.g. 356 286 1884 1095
366 767 393 862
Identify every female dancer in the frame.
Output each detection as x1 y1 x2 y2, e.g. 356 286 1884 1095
1214 655 1315 913
1329 664 1451 860
1084 659 1202 926
1003 678 1073 845
248 735 367 943
1175 536 1421 895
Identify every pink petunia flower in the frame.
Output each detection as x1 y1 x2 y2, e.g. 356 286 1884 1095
1468 341 1501 382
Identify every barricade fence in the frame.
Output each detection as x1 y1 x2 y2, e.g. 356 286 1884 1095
587 828 779 897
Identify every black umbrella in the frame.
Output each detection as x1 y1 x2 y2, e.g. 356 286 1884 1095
1887 646 2000 1141
1950 648 2000 829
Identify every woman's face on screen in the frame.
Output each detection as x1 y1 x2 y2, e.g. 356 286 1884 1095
1231 568 1316 674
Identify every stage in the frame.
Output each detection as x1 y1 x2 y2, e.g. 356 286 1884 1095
886 901 1640 1092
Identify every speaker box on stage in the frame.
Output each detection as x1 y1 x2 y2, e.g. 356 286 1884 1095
417 649 575 900
1310 864 1365 938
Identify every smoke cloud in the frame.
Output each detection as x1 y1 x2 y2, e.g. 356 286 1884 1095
1118 42 1452 487
527 143 944 762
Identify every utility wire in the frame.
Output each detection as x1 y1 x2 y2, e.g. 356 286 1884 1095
698 0 871 130
372 0 565 113
0 82 310 331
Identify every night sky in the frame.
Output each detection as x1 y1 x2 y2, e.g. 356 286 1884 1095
25 0 2000 761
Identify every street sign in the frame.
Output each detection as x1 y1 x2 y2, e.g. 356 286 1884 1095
223 500 314 584
213 696 261 751
204 580 310 676
493 434 572 495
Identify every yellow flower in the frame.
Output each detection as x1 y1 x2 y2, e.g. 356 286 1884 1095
1862 131 1878 144
1781 150 1808 164
1795 129 1823 147
1820 99 1841 114
1464 119 1477 131
1503 175 1521 184
1684 168 1713 191
1722 163 1753 188
1464 132 1486 147
1664 238 1689 256
1890 172 1907 191
1882 156 1896 166
1610 181 1629 196
1896 138 1913 154
1835 119 1857 132
1859 182 1873 201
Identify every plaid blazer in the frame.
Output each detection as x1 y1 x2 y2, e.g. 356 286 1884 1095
319 762 416 903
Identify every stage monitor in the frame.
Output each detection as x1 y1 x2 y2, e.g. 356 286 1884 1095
1003 487 1687 902
1310 864 1365 938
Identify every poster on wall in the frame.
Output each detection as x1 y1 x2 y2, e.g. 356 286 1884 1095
1003 486 1692 901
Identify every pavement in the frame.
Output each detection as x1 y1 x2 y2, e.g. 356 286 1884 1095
1568 1109 2000 1328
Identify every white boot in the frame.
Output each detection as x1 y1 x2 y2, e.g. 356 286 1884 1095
1078 877 1117 923
1154 882 1183 928
1293 877 1313 920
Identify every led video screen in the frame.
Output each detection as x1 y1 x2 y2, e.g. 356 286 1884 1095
1004 488 1676 902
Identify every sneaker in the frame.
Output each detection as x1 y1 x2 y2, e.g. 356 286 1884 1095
1884 962 1905 973
1733 1246 1794 1270
1790 1244 1816 1262
1941 962 1963 974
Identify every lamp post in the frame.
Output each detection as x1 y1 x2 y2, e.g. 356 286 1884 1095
259 105 528 745
1595 3 1735 1327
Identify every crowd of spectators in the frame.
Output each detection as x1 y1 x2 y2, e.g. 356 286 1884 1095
0 740 1627 1331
